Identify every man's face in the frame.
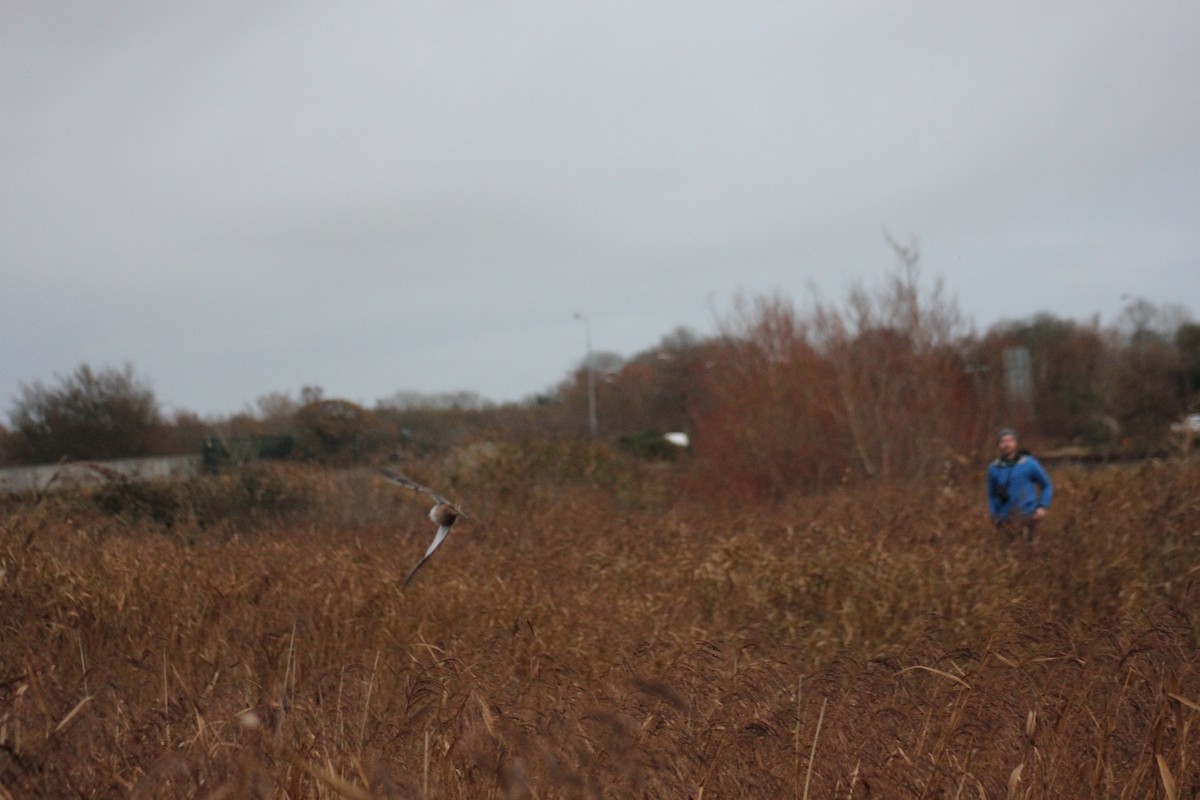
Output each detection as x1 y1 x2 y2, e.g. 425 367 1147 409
998 434 1018 458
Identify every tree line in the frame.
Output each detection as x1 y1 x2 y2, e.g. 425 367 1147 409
3 255 1196 496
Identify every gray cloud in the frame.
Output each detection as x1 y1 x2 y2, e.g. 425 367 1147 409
3 2 1198 416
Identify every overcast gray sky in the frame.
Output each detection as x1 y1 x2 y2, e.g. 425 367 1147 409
3 2 1198 418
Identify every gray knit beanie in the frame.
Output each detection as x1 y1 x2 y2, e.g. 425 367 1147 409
997 426 1018 442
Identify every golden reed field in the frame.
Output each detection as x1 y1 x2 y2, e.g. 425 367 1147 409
2 443 1198 798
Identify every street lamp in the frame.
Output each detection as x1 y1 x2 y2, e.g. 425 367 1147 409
574 312 598 436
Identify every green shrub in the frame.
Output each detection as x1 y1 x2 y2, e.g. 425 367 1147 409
617 431 686 461
88 464 315 530
90 480 185 527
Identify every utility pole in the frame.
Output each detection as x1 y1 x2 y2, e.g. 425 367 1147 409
574 312 598 436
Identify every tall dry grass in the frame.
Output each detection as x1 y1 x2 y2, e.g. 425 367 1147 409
1 447 1198 798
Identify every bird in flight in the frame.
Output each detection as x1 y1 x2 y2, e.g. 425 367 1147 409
376 468 467 586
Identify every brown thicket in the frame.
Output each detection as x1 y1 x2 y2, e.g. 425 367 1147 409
7 364 164 463
690 251 985 497
690 293 845 497
812 249 977 483
2 448 1198 798
4 275 1197 471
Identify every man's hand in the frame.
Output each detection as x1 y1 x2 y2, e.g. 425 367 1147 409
1033 507 1047 520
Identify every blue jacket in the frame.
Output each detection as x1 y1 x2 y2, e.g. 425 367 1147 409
987 451 1053 522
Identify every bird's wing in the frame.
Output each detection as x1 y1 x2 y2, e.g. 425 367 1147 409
402 524 452 587
377 468 452 506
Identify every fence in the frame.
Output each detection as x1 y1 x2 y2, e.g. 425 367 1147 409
0 454 202 494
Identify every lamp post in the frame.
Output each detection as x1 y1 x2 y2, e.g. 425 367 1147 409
574 312 598 436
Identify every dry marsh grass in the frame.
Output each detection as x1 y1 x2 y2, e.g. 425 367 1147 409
2 448 1198 798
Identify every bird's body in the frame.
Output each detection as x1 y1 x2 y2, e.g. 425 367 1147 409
376 468 466 586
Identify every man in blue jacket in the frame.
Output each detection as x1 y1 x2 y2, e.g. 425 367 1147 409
987 427 1053 541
